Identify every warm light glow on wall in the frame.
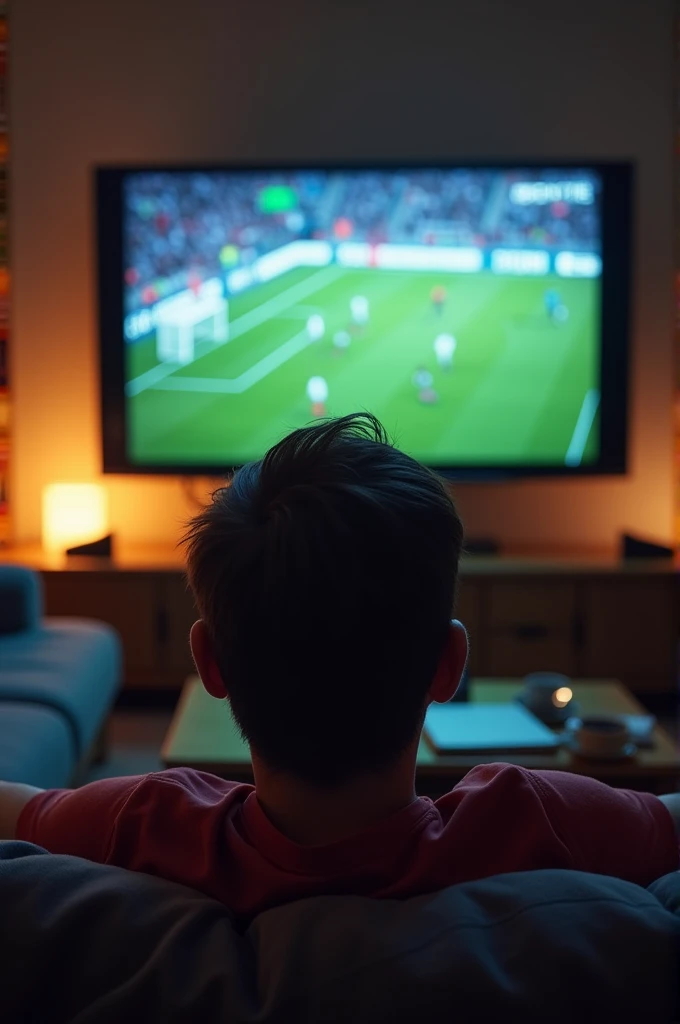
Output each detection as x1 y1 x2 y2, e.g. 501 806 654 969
42 483 108 552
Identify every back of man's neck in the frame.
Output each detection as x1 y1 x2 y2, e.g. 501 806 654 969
252 760 418 846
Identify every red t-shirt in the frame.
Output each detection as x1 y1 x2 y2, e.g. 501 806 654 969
17 764 678 925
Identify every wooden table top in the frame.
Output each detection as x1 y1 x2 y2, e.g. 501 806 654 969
162 677 680 784
3 542 679 576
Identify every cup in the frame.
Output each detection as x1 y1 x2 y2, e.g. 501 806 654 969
566 715 632 759
520 673 574 724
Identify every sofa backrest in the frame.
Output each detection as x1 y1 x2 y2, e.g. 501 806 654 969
0 565 43 634
1 841 679 1024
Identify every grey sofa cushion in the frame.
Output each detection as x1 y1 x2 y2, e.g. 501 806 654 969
1 841 679 1023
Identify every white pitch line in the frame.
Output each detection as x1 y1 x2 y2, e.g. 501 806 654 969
565 389 600 467
150 329 314 395
125 265 343 397
276 305 321 320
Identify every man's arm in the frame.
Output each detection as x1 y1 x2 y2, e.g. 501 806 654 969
9 775 147 863
0 782 44 840
527 768 679 886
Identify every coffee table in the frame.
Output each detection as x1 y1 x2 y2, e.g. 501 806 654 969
162 677 680 795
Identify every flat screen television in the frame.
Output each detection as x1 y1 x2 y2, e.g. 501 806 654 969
97 161 631 476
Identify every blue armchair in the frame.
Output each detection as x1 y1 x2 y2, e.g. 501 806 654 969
0 564 122 787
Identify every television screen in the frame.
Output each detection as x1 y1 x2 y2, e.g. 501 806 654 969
97 162 631 475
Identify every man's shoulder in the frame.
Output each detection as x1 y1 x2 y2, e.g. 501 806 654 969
433 762 579 820
106 770 256 859
450 761 542 793
133 768 254 802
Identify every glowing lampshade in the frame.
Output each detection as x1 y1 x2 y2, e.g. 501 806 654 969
42 483 108 553
552 686 573 708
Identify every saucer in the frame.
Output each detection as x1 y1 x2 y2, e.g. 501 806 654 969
563 736 638 762
515 693 580 726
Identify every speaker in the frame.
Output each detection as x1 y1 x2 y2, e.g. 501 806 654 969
66 533 114 558
620 533 674 561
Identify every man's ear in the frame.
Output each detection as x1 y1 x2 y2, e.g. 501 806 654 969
190 620 228 700
428 620 469 704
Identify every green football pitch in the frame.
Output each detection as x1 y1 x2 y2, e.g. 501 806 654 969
125 266 599 468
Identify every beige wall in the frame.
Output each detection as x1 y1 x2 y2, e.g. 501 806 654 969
11 0 675 549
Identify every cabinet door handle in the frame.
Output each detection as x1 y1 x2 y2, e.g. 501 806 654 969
512 624 549 640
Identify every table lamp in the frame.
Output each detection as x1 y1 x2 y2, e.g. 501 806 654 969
516 672 578 725
42 483 112 557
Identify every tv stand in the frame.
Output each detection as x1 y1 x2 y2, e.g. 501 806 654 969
1 544 677 695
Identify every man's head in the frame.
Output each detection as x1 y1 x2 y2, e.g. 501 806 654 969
184 413 466 789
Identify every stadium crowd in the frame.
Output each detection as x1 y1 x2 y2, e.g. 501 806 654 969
125 170 600 309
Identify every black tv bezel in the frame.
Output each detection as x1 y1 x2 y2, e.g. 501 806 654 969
97 159 632 479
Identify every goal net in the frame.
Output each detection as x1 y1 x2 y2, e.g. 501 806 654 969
156 284 229 365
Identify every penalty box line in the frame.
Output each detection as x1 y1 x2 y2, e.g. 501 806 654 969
126 264 344 398
149 328 315 396
146 268 413 398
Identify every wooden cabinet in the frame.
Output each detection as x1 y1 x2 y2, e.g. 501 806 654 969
5 546 678 695
484 581 577 676
160 576 198 682
581 578 679 692
43 573 163 686
41 569 201 689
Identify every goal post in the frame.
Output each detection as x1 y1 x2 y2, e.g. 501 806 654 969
156 285 229 365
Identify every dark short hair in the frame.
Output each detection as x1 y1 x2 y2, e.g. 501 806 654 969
183 413 464 787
